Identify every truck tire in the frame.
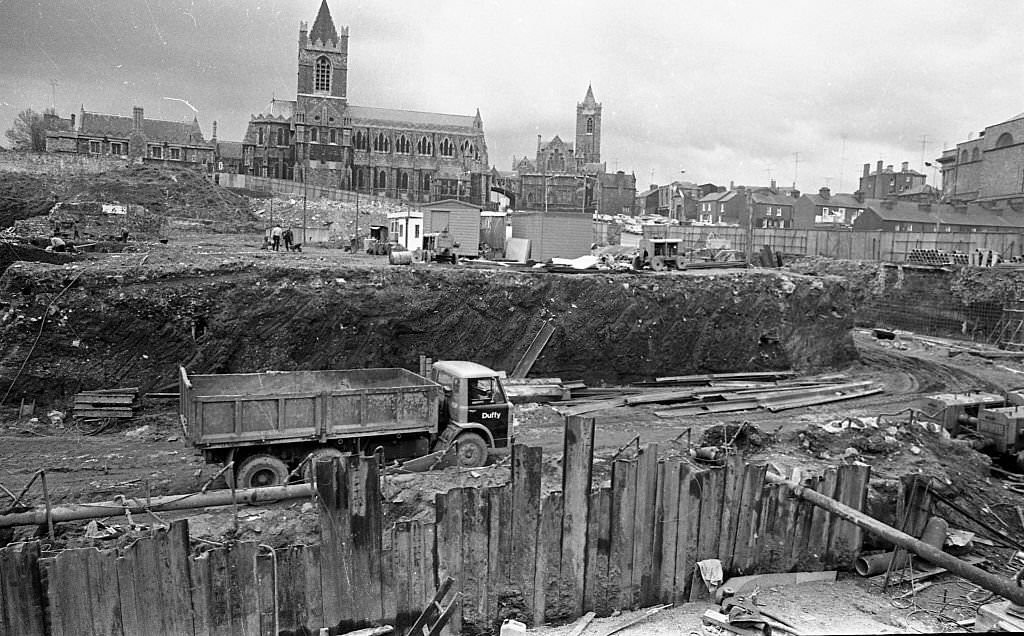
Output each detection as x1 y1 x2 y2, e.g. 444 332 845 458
236 454 289 489
455 432 488 468
651 255 667 271
303 447 346 482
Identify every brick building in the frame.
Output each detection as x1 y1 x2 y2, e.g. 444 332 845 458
936 111 1024 212
858 160 926 198
242 0 490 205
792 188 868 229
45 106 215 166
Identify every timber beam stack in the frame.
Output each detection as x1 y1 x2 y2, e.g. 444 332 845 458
73 387 139 419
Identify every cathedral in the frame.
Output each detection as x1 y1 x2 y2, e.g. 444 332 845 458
513 86 636 216
242 1 490 206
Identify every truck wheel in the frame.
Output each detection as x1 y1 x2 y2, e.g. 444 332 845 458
651 256 667 271
236 454 289 489
454 432 488 468
303 447 346 482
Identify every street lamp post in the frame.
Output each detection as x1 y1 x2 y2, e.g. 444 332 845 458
302 165 308 245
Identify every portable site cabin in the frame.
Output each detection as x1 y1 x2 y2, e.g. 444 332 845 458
386 208 424 251
422 199 481 257
510 209 593 261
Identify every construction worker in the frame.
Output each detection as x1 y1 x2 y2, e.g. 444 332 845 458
270 225 283 251
282 227 294 252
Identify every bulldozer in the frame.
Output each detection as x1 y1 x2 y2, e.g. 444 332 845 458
633 238 686 271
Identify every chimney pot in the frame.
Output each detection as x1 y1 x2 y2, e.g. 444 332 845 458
886 164 893 173
70 113 75 128
863 163 870 177
819 187 831 199
876 160 883 173
902 161 909 172
132 106 144 131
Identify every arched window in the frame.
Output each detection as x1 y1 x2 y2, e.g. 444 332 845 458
315 57 332 92
258 127 265 145
972 147 980 161
310 127 318 142
396 135 411 154
376 169 387 189
399 172 410 190
527 192 535 205
996 132 1014 148
373 132 391 152
329 129 336 144
417 136 433 155
960 150 968 163
586 117 594 133
439 137 455 157
354 130 368 151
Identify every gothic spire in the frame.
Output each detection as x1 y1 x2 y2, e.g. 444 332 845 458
582 84 597 107
309 0 339 46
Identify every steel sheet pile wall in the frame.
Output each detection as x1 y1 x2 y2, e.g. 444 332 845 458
0 418 871 636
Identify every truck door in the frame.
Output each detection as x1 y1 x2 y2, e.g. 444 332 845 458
466 376 511 447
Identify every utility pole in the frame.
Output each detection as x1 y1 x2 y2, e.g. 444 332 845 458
920 134 929 173
49 79 58 109
793 152 800 189
744 189 754 264
302 165 308 245
839 134 847 192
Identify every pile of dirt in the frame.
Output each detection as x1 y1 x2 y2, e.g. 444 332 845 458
0 258 858 404
0 172 60 228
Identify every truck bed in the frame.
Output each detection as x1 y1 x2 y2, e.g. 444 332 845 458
180 367 441 449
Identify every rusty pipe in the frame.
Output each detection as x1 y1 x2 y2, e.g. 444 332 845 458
0 483 314 528
766 471 1024 607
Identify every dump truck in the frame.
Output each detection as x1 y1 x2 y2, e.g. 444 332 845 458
179 361 512 488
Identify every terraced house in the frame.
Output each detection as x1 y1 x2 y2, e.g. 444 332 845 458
242 0 490 206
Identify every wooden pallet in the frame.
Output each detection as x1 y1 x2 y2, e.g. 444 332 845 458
74 387 139 419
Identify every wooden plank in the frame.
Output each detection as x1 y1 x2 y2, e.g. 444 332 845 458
204 547 231 633
487 485 513 627
560 416 595 617
128 536 166 635
348 454 384 626
255 547 276 636
511 321 556 378
302 544 325 631
227 542 260 636
753 483 781 572
71 409 134 418
827 464 871 568
421 523 436 610
537 491 565 624
801 468 838 570
657 459 682 604
86 548 123 636
435 488 464 635
787 474 819 571
510 444 543 625
717 453 745 573
315 456 355 630
187 551 211 636
583 488 612 615
676 466 702 603
632 443 659 607
39 558 63 636
164 520 196 635
731 463 768 575
74 395 136 405
690 465 725 602
54 549 94 635
0 543 46 636
462 487 491 634
609 458 637 610
390 521 412 631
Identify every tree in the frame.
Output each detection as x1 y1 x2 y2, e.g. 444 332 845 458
5 107 70 152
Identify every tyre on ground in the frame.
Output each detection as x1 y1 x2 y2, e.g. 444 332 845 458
651 255 667 271
236 454 289 489
454 432 488 468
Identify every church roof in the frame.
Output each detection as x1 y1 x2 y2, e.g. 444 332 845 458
79 111 207 145
252 99 296 121
310 0 340 46
580 84 598 108
346 105 478 130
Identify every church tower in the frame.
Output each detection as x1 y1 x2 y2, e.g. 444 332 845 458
297 0 349 101
575 84 602 166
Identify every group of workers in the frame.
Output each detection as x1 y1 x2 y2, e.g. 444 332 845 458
268 225 299 252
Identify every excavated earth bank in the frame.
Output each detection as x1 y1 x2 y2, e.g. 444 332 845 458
0 260 856 403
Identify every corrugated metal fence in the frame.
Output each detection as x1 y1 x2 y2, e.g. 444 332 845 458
0 417 870 636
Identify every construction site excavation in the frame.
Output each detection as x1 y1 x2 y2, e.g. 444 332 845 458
2 0 1024 629
6 165 1024 635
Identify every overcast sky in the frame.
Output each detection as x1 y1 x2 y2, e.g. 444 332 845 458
2 0 1023 193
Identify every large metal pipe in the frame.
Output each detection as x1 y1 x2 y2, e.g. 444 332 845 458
0 483 314 528
765 471 1024 607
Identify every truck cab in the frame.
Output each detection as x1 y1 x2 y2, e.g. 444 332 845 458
430 360 513 466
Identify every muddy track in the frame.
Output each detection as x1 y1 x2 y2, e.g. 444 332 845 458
856 344 999 395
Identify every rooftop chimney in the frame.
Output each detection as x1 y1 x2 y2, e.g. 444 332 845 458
876 160 883 174
132 106 143 131
901 161 909 172
212 120 218 142
885 164 893 173
854 190 864 203
863 163 870 177
819 187 831 199
70 113 75 129
770 178 777 191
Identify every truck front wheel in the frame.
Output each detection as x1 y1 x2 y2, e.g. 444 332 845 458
455 433 488 468
303 447 346 482
236 454 289 488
